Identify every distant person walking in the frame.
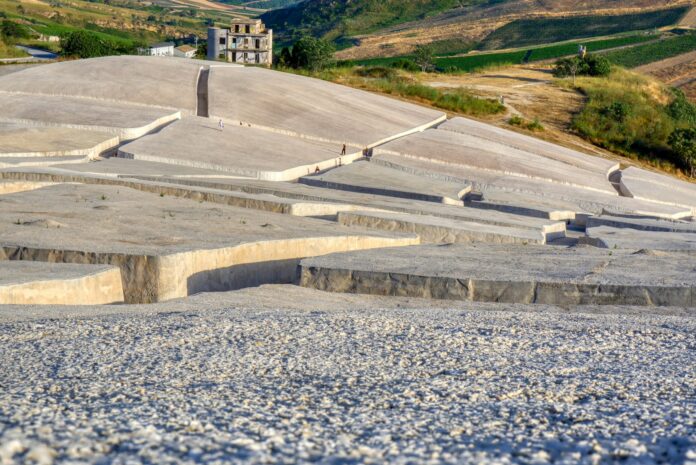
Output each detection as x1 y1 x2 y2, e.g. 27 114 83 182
341 144 346 156
218 119 224 131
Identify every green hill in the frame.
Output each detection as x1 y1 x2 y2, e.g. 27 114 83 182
262 0 489 45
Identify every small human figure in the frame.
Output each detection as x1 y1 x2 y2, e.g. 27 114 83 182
218 119 224 131
315 166 320 174
362 147 368 158
341 144 346 156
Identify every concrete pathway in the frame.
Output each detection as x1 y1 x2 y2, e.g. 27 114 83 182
15 45 57 60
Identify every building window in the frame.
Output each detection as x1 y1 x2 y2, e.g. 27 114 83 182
235 25 240 33
255 39 260 49
245 25 250 33
219 38 225 45
255 54 260 64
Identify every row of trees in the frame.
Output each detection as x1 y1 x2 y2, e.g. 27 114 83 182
60 30 140 58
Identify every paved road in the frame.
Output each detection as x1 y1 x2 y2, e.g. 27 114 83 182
15 45 58 60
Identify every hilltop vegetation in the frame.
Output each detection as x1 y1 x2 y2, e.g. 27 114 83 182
479 7 690 50
603 31 696 68
565 68 696 174
262 0 487 45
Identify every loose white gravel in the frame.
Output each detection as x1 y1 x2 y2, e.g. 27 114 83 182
0 296 694 464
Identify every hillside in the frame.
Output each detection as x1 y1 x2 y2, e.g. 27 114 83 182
309 0 695 59
261 0 485 46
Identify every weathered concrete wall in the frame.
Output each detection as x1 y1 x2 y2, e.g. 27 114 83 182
300 266 694 307
157 235 420 301
0 247 159 304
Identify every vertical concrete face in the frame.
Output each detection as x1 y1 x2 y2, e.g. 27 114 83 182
207 28 225 61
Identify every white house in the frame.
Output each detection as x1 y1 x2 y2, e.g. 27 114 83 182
174 44 197 59
142 42 175 57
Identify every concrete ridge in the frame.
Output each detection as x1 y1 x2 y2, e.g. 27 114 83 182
0 112 181 142
0 90 181 113
0 135 120 159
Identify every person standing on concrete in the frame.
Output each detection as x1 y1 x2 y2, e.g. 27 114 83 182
341 144 346 156
218 119 224 131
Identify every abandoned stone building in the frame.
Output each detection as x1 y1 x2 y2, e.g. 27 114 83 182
207 20 273 66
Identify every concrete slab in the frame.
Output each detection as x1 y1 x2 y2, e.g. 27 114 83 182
0 183 417 303
300 244 696 306
48 157 246 178
0 93 180 140
0 155 89 168
0 166 567 234
0 180 56 195
300 160 471 205
0 123 118 158
376 129 616 195
372 154 693 220
0 56 226 112
619 167 696 213
440 117 619 177
118 117 360 181
208 66 446 146
338 210 552 244
0 261 124 305
581 226 696 251
586 214 696 233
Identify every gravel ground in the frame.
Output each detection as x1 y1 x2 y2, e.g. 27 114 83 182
0 290 694 464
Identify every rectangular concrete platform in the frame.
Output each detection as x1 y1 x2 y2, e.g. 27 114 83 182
619 167 696 213
118 117 361 181
581 225 696 251
372 154 693 220
376 128 617 195
0 183 417 303
439 117 619 177
0 123 118 158
586 214 696 233
300 160 471 205
0 93 180 141
300 244 696 306
0 261 124 305
338 210 553 245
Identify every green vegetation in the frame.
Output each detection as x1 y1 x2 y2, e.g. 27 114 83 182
480 7 689 50
61 30 138 58
554 54 612 82
0 37 26 58
603 32 696 68
280 65 505 117
262 0 485 44
508 115 544 132
278 36 335 70
669 128 696 177
565 69 696 175
352 34 654 73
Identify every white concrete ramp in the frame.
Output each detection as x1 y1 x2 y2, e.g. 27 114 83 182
619 167 696 214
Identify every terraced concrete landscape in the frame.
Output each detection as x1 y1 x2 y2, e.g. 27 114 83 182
0 56 694 464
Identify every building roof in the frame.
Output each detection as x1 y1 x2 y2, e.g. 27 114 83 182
176 45 196 52
150 42 175 49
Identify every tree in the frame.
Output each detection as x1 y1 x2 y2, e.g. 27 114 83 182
553 54 611 83
1 20 31 44
413 44 434 72
195 41 207 59
61 30 113 58
669 128 696 177
290 36 334 71
585 54 611 77
277 46 292 67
